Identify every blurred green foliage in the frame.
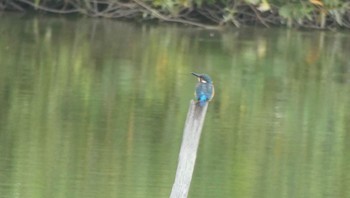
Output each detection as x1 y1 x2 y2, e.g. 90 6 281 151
2 0 350 28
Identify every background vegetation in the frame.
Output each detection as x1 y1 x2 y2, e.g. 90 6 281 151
1 0 350 29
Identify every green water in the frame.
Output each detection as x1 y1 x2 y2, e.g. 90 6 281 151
0 15 350 198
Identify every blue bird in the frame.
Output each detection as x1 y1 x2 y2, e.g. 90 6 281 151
192 72 214 107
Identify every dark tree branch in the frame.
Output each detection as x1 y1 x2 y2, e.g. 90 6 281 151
17 0 82 13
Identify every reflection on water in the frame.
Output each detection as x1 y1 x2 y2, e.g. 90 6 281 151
0 15 349 198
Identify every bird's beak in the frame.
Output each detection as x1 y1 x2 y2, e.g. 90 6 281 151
191 72 200 77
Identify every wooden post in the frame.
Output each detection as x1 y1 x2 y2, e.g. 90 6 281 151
170 100 208 198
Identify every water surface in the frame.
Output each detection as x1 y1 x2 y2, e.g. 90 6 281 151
0 15 349 198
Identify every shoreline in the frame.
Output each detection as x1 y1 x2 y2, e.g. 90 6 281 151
1 0 350 29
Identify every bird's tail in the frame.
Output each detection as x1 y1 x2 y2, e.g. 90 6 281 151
198 95 207 107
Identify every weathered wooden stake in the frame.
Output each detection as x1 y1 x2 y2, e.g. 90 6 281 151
170 100 208 198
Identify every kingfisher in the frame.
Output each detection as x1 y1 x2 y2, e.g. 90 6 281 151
192 72 214 107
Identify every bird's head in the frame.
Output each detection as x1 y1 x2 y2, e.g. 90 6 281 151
192 72 212 84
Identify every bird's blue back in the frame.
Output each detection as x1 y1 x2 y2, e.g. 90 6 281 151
195 82 214 106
